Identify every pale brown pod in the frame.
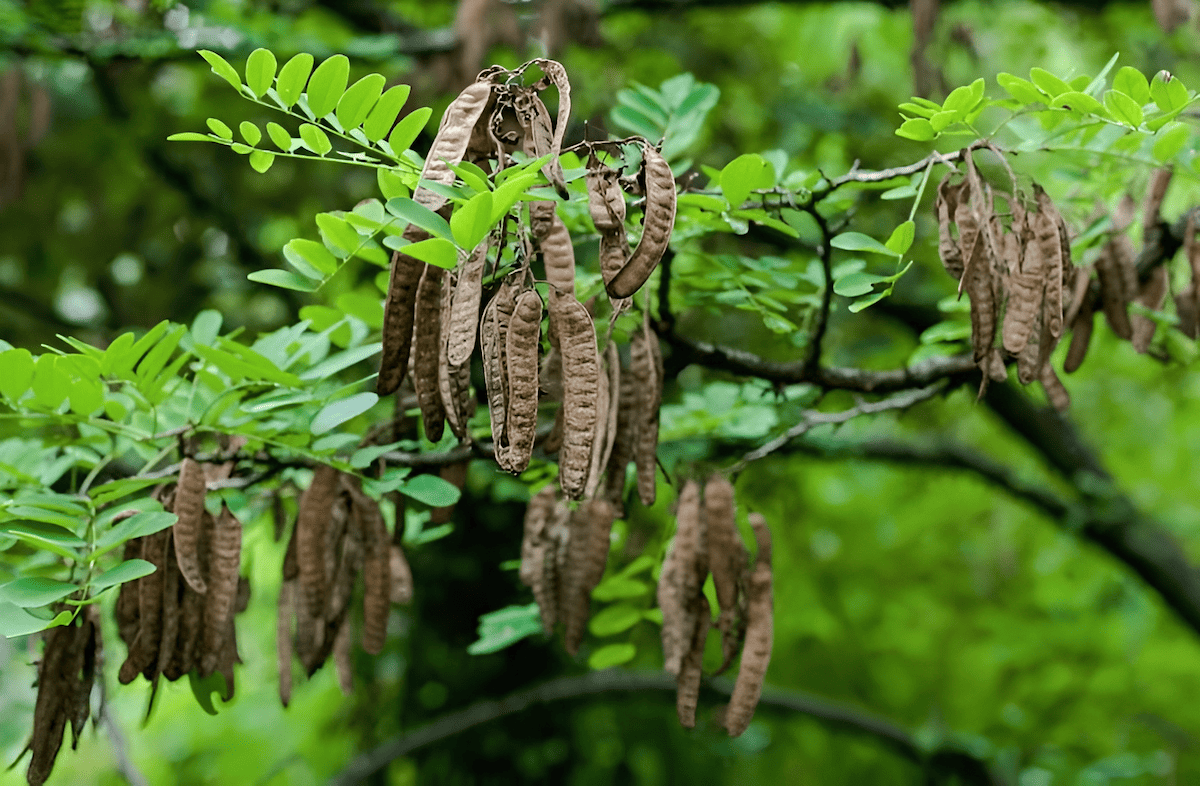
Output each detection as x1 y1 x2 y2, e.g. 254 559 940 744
585 343 621 501
586 156 627 232
378 224 429 396
152 533 182 687
658 480 704 676
505 289 544 473
535 503 571 634
603 364 640 513
389 544 414 605
1039 364 1071 412
1141 166 1173 245
581 351 611 502
201 503 243 677
348 480 391 655
554 295 600 499
333 618 354 696
122 528 168 683
166 532 208 681
480 283 517 468
724 513 773 738
676 596 711 729
447 246 487 367
527 58 572 180
325 494 366 627
630 313 663 507
277 579 296 708
297 464 339 613
935 174 964 280
436 270 476 442
1131 265 1169 353
563 498 616 655
607 144 677 299
1064 300 1096 373
1002 272 1043 355
412 263 447 442
173 457 208 593
521 485 557 591
416 80 495 211
1034 190 1066 338
705 474 747 672
540 213 577 299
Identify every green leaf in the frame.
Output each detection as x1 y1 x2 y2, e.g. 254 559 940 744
588 603 643 636
388 107 433 155
0 348 34 402
402 238 458 270
1153 123 1190 162
942 79 984 114
885 220 916 254
833 272 888 297
996 73 1046 105
895 118 936 141
94 511 178 557
311 392 378 435
198 50 242 92
0 577 79 607
87 477 163 507
1113 66 1150 106
337 291 384 328
1104 90 1143 127
206 118 233 140
266 122 293 152
248 269 320 291
135 323 186 385
189 669 231 714
298 123 332 155
1030 67 1072 98
300 343 381 381
400 473 462 507
831 232 896 256
167 132 214 142
245 48 277 98
592 576 649 602
276 53 314 108
1 521 86 559
336 73 386 132
450 191 494 250
467 603 543 654
898 101 937 119
31 355 67 409
350 441 404 469
239 121 262 147
378 168 409 200
1150 70 1189 113
305 54 350 119
191 310 223 347
720 154 776 209
848 291 889 313
68 376 103 415
316 213 363 259
363 85 412 142
0 602 72 638
385 198 453 241
90 559 156 593
284 239 338 278
588 642 637 670
249 150 275 173
1052 91 1104 115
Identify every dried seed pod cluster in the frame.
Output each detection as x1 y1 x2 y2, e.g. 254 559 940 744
22 607 100 786
655 476 772 735
935 149 1076 409
279 467 412 705
373 59 674 505
115 472 248 703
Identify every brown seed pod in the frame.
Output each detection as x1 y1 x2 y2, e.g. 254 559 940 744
1131 265 1169 353
416 80 495 211
603 362 640 514
412 262 447 442
152 532 182 689
378 228 429 396
581 350 611 501
505 289 544 473
586 155 627 232
1002 272 1043 355
606 144 676 299
527 58 572 190
346 479 391 655
173 457 208 593
1177 212 1200 338
480 282 517 468
1095 243 1134 340
676 595 711 730
124 528 168 682
436 269 476 442
1064 298 1096 374
201 503 243 677
1142 167 1173 246
333 617 354 696
1034 189 1067 339
553 295 600 499
563 498 616 655
724 513 773 738
447 246 487 367
935 175 965 280
540 213 577 300
704 475 747 672
658 480 706 676
1039 364 1071 412
27 609 98 786
277 579 296 708
297 464 339 614
521 485 558 592
584 343 621 500
115 538 142 649
956 199 997 366
389 544 414 605
630 313 663 507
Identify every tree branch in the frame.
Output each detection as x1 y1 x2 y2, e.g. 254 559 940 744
328 669 1002 786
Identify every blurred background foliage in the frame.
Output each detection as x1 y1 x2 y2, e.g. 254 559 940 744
2 0 1200 784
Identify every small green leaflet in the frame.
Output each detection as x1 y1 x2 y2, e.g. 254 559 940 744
467 603 542 655
0 603 73 639
400 474 461 507
276 53 314 108
311 392 378 435
198 50 242 92
588 603 643 637
0 577 79 607
245 48 277 98
831 232 897 256
305 54 350 119
90 559 157 593
588 642 636 670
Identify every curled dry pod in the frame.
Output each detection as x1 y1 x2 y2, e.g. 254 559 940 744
121 528 168 683
412 263 447 442
348 480 391 655
1034 189 1066 338
554 295 600 499
173 457 208 593
505 289 544 473
658 480 704 677
1095 244 1133 340
378 229 428 396
581 351 611 501
676 596 711 730
630 312 663 507
277 579 295 708
584 343 621 501
447 246 487 367
606 144 677 299
27 611 98 786
956 200 997 366
527 58 572 193
562 498 616 655
705 474 747 672
152 533 182 688
480 282 517 468
1039 364 1071 412
201 504 243 677
1064 297 1096 374
436 271 476 442
540 213 577 299
297 464 339 613
586 155 626 232
934 175 965 280
416 80 495 211
389 544 414 604
724 513 773 738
